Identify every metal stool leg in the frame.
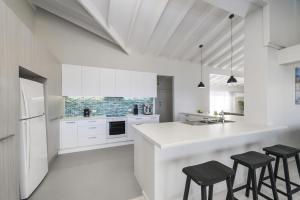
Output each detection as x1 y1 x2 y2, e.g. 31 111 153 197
227 161 238 200
246 169 252 197
183 177 191 200
268 163 279 200
273 157 280 183
208 185 213 200
251 169 258 200
295 154 300 179
283 158 293 200
226 178 234 200
201 186 207 200
258 166 266 193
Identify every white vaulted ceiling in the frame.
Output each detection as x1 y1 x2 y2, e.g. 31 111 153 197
30 0 262 72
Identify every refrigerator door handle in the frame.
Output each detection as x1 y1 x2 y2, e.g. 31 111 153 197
25 120 31 170
21 85 30 119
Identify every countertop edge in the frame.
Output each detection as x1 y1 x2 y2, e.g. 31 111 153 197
133 123 288 149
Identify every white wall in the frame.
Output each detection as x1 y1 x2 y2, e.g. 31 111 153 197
263 0 300 48
35 9 238 118
245 8 300 147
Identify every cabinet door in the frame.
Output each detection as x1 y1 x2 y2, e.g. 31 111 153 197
60 121 77 149
100 68 116 97
62 64 82 96
77 124 107 146
143 73 157 98
82 66 101 96
132 71 145 98
115 70 132 97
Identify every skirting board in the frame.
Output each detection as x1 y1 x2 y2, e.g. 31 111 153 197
58 140 134 154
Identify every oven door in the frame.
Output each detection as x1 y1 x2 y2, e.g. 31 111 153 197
107 121 127 139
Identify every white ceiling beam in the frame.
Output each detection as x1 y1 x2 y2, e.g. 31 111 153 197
27 0 37 10
232 60 245 70
204 33 244 66
183 16 229 61
126 0 142 45
107 0 111 26
141 0 170 53
153 0 197 56
78 0 131 54
202 0 260 17
197 20 244 63
31 0 114 42
209 45 244 67
220 55 245 70
169 6 217 58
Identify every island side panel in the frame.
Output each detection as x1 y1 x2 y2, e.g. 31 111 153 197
134 129 156 200
154 129 286 200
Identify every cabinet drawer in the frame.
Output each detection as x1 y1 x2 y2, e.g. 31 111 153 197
78 135 105 147
78 125 106 137
77 119 106 127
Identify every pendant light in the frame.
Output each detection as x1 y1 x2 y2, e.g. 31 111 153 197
227 14 237 86
197 44 205 88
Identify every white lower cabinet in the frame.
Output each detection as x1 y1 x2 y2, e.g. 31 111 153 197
60 116 159 154
127 115 160 140
60 121 77 149
77 123 106 146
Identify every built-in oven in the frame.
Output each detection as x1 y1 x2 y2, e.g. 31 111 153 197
106 117 127 139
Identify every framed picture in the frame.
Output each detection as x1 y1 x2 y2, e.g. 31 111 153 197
296 68 300 104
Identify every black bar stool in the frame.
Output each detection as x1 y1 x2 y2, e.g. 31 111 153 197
259 144 300 200
182 160 235 200
229 151 278 200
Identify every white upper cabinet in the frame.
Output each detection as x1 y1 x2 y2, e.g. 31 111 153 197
100 68 116 97
62 64 157 97
82 66 101 96
115 70 132 97
132 72 157 98
62 64 82 96
143 72 157 98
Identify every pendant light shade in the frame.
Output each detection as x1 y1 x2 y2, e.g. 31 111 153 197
227 14 237 86
197 44 205 88
227 75 237 84
198 81 205 88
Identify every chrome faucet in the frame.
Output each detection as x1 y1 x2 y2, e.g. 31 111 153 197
220 110 225 124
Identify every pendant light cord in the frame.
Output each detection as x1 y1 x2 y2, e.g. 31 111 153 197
230 14 234 76
201 46 203 81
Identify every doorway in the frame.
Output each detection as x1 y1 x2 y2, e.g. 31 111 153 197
155 76 174 122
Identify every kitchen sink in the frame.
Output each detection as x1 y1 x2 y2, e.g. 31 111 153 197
182 120 235 126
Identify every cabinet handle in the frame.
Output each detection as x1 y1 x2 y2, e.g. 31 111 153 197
88 127 97 129
65 121 75 124
88 136 97 139
136 118 143 120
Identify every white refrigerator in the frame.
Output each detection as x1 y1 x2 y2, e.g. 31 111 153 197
19 78 48 199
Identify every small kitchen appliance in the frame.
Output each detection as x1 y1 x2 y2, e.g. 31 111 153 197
143 104 153 115
133 104 138 115
83 108 90 117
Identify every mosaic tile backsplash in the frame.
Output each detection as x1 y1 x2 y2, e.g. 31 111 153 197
64 97 154 117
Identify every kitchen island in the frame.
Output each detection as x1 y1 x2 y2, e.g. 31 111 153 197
133 122 287 200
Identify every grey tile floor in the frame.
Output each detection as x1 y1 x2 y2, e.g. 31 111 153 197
29 145 142 200
29 144 300 200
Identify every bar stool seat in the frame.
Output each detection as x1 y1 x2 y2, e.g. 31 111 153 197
260 144 300 200
229 151 278 200
231 151 274 169
182 161 235 200
263 144 300 158
183 160 234 186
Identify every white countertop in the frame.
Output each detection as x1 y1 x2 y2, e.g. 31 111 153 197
133 122 287 149
61 114 159 121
